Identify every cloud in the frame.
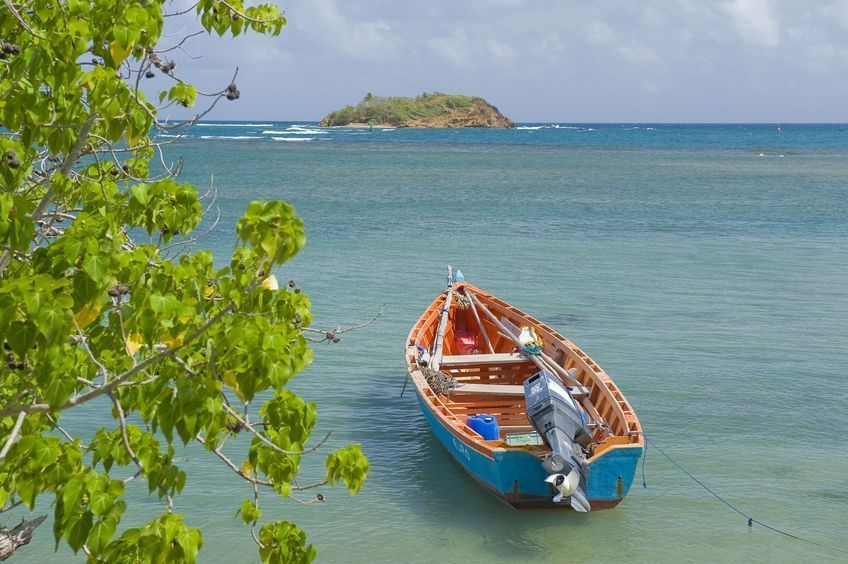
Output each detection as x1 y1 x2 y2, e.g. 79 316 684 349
303 0 398 59
427 29 470 66
486 39 517 62
719 0 781 47
586 20 617 45
584 20 658 63
156 0 848 121
816 2 848 31
538 33 565 56
617 42 660 63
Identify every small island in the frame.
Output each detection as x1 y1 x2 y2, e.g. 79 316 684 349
319 92 514 128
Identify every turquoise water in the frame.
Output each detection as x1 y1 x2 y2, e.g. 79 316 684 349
16 124 848 562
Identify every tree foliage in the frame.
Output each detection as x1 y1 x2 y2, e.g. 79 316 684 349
320 92 478 126
0 1 369 561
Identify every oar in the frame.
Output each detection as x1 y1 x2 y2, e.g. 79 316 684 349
463 287 495 354
466 290 581 388
404 266 453 396
429 285 454 372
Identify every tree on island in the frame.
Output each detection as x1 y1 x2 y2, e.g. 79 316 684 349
0 1 369 562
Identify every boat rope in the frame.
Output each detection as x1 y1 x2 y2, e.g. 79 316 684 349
640 434 848 556
520 343 542 356
452 290 471 309
420 367 456 396
400 372 410 397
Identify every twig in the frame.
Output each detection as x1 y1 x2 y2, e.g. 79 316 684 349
46 413 87 449
0 499 23 513
32 114 97 220
222 403 331 456
2 0 46 38
195 435 272 487
302 305 386 342
291 479 328 492
171 355 197 377
73 319 110 383
219 0 281 24
107 392 141 468
0 411 26 462
164 2 200 18
0 114 97 273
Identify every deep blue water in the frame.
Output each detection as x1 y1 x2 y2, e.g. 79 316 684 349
16 123 848 562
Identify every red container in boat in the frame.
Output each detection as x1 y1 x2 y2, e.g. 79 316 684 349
455 329 479 354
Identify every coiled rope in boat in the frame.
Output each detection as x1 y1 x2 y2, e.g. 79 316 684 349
452 289 471 309
421 367 456 396
520 343 542 356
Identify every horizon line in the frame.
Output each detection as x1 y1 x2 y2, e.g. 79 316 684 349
179 119 848 125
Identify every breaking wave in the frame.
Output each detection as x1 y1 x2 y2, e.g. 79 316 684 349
194 123 272 127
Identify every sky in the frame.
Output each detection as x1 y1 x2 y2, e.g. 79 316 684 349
158 0 848 123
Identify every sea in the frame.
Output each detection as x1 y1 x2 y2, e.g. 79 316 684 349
15 123 848 562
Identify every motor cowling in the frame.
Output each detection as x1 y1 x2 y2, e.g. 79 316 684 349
524 370 592 512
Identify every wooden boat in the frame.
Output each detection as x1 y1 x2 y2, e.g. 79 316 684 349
405 270 643 510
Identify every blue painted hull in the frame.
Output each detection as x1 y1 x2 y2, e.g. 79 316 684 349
416 392 643 509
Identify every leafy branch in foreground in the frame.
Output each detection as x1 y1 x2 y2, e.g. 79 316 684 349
0 1 369 562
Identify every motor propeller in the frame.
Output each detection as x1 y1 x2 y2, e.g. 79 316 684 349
545 469 591 512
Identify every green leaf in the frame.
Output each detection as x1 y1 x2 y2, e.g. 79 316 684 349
63 477 85 511
132 183 150 206
176 527 202 562
113 24 132 49
65 510 93 553
7 320 37 356
64 236 83 263
89 489 114 516
36 306 71 343
325 444 369 495
83 253 109 283
240 499 262 524
149 293 167 313
87 517 117 555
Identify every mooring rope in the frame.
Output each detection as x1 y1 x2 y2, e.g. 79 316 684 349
640 434 848 556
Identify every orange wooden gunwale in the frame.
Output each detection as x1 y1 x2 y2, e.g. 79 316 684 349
405 282 643 462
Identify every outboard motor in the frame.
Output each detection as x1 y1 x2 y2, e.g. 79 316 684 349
524 370 593 512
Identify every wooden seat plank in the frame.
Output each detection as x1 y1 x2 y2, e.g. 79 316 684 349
440 352 530 367
452 382 589 397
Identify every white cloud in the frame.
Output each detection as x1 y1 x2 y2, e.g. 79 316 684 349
158 0 848 121
584 20 658 64
816 2 848 31
719 0 781 47
486 39 517 62
586 20 617 45
303 0 397 59
641 6 665 27
538 33 565 56
618 42 660 64
427 29 470 66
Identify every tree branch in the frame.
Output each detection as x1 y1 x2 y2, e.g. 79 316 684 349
2 0 46 39
219 0 281 24
0 411 26 462
222 403 331 456
0 303 236 419
0 114 98 274
0 515 47 560
32 114 98 220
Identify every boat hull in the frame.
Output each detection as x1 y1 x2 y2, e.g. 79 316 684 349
416 391 643 509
